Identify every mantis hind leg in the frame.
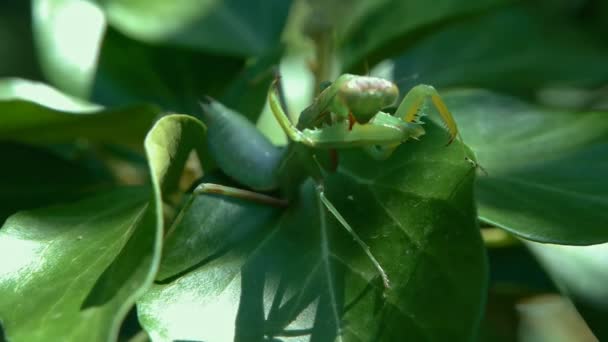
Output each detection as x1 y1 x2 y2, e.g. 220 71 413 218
195 182 391 289
316 184 391 289
194 183 288 208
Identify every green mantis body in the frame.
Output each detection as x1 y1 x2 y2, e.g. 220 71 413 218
198 74 463 288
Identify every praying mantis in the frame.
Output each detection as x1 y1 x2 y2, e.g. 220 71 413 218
197 73 471 289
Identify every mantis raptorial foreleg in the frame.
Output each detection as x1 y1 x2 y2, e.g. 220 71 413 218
371 84 477 165
394 84 458 143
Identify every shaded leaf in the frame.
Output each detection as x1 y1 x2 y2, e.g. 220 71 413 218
445 89 608 244
338 0 513 69
91 28 243 113
392 6 608 98
0 0 43 80
0 78 160 147
92 28 279 119
137 121 486 341
95 0 292 57
0 187 150 341
219 47 283 121
0 142 113 223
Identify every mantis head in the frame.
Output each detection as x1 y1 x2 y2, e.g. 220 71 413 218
336 75 399 124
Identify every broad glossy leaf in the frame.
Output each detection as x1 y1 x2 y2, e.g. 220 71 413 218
392 6 608 97
137 122 486 341
338 0 513 69
526 241 608 340
0 187 150 341
82 115 208 308
155 184 279 282
32 0 106 97
0 78 160 147
0 115 207 341
445 89 608 244
95 0 292 57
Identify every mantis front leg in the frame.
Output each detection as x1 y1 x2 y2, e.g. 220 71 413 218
370 84 477 163
394 84 459 144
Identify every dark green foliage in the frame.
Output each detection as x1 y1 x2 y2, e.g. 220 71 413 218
0 0 607 341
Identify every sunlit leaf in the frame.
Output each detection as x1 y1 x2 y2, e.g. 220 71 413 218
0 187 150 341
138 121 487 341
0 115 207 341
32 0 106 97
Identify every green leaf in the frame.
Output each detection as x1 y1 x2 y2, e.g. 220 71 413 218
0 115 207 341
137 122 486 341
32 0 106 97
0 0 43 80
0 187 150 341
32 0 285 117
143 114 208 197
91 28 279 118
0 78 160 147
338 0 513 69
155 183 280 282
445 89 608 244
91 28 243 113
82 114 208 308
526 241 608 340
95 0 292 57
0 142 113 223
392 6 608 97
